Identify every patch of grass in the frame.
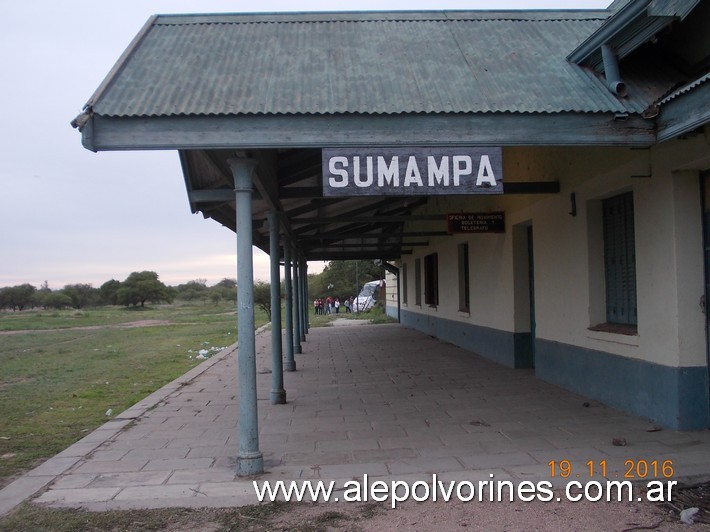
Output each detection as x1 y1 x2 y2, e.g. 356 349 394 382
308 313 337 327
308 305 395 327
0 303 268 485
358 502 386 519
234 500 291 522
0 501 292 531
0 501 386 531
0 308 126 332
314 510 350 524
364 305 397 324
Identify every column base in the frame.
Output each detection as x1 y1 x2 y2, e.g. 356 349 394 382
295 345 302 354
284 360 297 372
270 389 287 404
236 451 264 477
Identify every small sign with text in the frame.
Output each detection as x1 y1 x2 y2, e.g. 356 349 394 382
447 212 505 234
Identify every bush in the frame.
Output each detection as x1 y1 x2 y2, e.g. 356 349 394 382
44 292 74 310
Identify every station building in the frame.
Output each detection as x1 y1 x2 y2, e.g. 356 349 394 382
74 0 710 473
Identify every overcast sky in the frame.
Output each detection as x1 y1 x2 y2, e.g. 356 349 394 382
0 0 609 290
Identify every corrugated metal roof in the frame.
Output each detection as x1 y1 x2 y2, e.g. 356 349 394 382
648 0 702 20
91 10 651 118
660 73 710 104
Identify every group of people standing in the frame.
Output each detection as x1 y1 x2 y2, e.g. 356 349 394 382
314 296 354 315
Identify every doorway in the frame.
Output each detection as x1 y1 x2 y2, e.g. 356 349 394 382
513 223 535 368
701 172 710 399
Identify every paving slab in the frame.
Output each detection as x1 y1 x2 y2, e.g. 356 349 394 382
2 321 710 515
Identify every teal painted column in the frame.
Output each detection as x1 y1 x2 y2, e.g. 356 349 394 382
228 158 263 477
292 245 302 354
303 260 310 334
299 255 307 342
283 237 296 372
267 211 286 404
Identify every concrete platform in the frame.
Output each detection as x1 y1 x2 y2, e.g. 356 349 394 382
2 321 710 514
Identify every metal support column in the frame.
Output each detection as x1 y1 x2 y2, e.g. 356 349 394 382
299 255 307 342
292 245 302 354
228 158 264 476
303 260 310 334
267 211 286 404
283 238 296 372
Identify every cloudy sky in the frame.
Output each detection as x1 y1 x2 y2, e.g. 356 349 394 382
1 0 609 290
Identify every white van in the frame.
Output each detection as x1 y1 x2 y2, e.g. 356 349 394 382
353 280 383 312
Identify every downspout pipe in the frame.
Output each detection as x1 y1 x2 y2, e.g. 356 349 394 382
601 44 627 97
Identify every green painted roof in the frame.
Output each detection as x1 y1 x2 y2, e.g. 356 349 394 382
89 9 661 118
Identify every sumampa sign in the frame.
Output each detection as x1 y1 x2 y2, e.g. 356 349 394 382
322 147 503 196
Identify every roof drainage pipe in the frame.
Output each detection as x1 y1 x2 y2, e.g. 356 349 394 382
601 44 628 97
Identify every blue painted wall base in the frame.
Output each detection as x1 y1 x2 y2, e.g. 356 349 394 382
398 308 710 431
399 308 532 368
536 339 710 431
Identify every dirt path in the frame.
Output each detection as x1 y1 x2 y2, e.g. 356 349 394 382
0 320 173 335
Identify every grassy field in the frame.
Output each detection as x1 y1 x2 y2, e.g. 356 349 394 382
0 301 393 486
0 302 396 530
0 302 269 487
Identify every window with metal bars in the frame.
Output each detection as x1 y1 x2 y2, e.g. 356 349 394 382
415 258 422 306
602 192 637 326
424 253 439 306
458 243 470 312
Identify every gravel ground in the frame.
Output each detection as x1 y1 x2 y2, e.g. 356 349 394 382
3 486 707 531
263 496 709 531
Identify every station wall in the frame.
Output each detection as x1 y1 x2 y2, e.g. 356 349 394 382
387 132 710 429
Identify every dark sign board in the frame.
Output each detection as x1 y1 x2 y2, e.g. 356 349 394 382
447 212 505 233
322 147 503 196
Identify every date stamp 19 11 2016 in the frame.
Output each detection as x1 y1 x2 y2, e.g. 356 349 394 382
548 459 674 479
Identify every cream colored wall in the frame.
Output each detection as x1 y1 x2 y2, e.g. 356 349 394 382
398 195 516 332
385 270 398 308
394 131 710 369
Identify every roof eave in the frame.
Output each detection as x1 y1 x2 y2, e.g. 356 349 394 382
657 80 710 143
83 112 657 151
568 0 650 64
568 0 702 69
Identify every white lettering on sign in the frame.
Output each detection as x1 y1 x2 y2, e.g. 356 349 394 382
428 156 449 186
452 156 472 186
404 156 423 187
378 156 399 187
328 156 349 188
322 147 503 196
476 155 496 186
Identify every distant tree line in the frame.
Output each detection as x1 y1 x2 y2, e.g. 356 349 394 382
0 260 381 313
0 272 238 311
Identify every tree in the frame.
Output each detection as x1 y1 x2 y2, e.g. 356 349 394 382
215 278 236 289
0 284 37 311
175 279 208 301
253 281 272 319
63 283 97 309
33 281 53 309
307 272 327 301
312 260 383 299
116 271 173 307
44 291 74 310
99 279 121 305
209 291 221 305
213 278 237 302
